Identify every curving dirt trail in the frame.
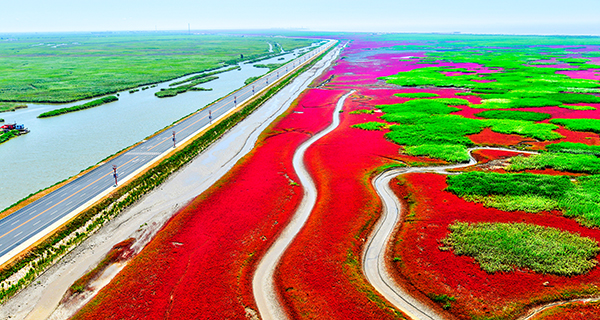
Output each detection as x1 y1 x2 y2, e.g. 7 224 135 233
364 147 538 320
253 89 356 320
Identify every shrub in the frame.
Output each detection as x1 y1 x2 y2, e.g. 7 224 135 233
475 110 551 122
440 222 599 275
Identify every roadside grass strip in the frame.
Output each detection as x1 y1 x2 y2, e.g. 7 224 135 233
440 222 599 275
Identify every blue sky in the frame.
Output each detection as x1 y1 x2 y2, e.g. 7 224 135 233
1 0 599 35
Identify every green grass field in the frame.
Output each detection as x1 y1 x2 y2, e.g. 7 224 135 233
440 222 599 275
447 171 600 227
0 33 314 103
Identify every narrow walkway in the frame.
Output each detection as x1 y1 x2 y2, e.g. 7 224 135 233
252 89 355 320
363 147 537 319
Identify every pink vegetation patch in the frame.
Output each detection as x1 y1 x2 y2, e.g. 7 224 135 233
391 172 600 320
557 69 600 81
71 88 347 320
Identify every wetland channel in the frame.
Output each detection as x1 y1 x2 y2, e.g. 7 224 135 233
0 44 318 211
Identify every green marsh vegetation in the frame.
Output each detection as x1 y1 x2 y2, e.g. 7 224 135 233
0 103 28 113
0 130 19 144
440 222 599 275
254 63 284 72
447 172 600 227
38 96 118 118
0 33 313 103
351 122 387 131
394 92 439 98
155 76 216 98
353 98 562 162
380 35 600 113
474 110 551 122
550 118 600 133
508 153 600 174
546 142 600 156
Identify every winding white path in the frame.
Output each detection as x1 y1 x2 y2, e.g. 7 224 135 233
363 147 538 319
253 89 356 320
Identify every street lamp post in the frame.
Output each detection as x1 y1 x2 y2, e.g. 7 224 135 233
112 165 118 187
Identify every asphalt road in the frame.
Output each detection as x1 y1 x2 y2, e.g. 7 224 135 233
0 39 335 265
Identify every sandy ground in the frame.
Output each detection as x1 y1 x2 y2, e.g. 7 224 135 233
0 44 340 320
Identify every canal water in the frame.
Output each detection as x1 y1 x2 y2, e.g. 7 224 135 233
0 43 319 211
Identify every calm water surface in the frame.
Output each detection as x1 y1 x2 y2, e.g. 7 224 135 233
0 44 316 210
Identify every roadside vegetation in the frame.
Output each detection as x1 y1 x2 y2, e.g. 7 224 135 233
440 222 599 275
38 96 118 118
244 76 261 85
0 43 329 305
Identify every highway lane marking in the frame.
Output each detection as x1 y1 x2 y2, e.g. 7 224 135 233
0 46 328 250
0 156 138 241
11 220 20 226
14 232 22 238
34 220 41 226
